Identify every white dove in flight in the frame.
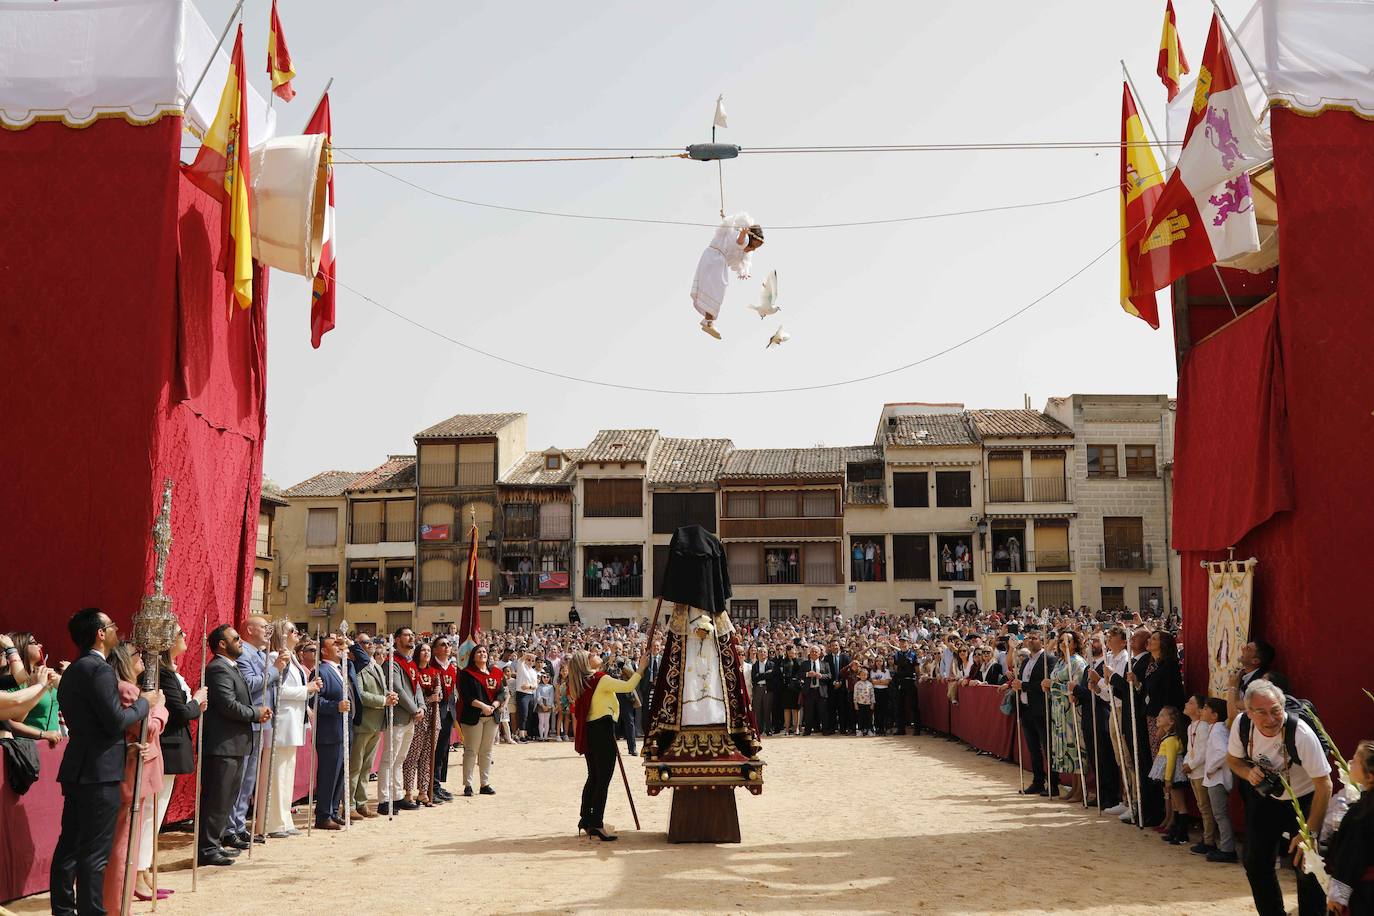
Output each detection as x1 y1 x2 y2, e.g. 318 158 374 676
748 270 780 319
766 325 790 349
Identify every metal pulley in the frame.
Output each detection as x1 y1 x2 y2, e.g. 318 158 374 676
686 143 741 162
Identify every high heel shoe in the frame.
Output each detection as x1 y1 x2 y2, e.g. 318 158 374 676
586 826 618 841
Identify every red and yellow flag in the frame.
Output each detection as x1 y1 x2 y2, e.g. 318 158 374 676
304 92 336 348
1157 0 1190 101
1120 82 1165 329
267 0 296 102
186 25 254 313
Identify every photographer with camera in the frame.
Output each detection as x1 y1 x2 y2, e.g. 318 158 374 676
1227 679 1332 916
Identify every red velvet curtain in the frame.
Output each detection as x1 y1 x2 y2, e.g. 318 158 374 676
0 118 268 825
1177 110 1374 753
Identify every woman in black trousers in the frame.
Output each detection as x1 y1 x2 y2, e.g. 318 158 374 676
567 648 647 840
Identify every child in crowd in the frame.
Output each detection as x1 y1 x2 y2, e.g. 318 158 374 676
535 672 555 741
496 683 515 745
1181 693 1218 856
1323 739 1374 914
852 667 875 736
1200 697 1237 863
555 666 571 741
1148 705 1190 844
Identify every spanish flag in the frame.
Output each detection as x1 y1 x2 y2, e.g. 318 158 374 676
1120 82 1165 329
267 0 296 102
186 25 254 313
1157 0 1190 101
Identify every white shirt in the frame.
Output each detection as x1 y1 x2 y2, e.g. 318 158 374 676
1097 649 1129 705
1184 720 1211 775
1203 720 1233 790
1227 713 1330 798
1019 650 1042 705
514 661 540 693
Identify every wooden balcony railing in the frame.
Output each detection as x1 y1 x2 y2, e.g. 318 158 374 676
986 476 1069 503
846 482 886 506
1099 543 1153 571
419 461 496 489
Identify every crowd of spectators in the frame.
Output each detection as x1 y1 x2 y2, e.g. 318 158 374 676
4 602 1370 915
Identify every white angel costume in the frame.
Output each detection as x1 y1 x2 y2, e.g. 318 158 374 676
680 610 729 726
691 211 755 321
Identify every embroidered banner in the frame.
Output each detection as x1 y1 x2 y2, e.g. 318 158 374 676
1206 558 1257 698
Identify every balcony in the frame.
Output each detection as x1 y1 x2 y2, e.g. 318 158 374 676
846 482 886 506
718 517 843 540
1099 543 1153 572
1030 549 1073 572
418 461 496 489
986 476 1069 504
583 574 643 599
501 569 570 597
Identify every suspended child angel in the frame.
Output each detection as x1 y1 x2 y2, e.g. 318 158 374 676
691 213 764 339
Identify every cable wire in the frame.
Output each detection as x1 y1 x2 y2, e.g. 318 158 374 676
336 149 1170 231
326 228 1126 397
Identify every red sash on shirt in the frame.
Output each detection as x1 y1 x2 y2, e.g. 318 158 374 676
396 654 421 692
465 664 504 704
437 663 457 698
573 671 608 756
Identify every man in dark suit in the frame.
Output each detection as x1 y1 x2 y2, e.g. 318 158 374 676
1111 628 1162 826
824 639 851 736
51 608 153 916
637 639 661 738
891 637 919 735
1008 630 1051 795
800 645 832 736
1072 635 1120 812
312 633 351 829
199 624 270 866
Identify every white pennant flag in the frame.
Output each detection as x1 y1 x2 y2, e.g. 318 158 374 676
713 94 728 129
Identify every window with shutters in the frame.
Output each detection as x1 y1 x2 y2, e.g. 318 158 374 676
801 490 838 517
724 491 760 518
384 499 415 542
935 471 972 507
730 600 759 625
347 561 380 603
1125 444 1157 478
583 479 642 517
1103 517 1146 570
892 472 928 508
539 502 572 539
768 599 798 622
652 492 717 533
1087 445 1118 479
803 543 837 584
892 535 931 580
350 501 383 544
306 508 338 547
503 503 539 539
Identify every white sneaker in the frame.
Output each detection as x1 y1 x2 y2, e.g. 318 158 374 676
1103 803 1127 817
700 319 721 339
1119 808 1136 823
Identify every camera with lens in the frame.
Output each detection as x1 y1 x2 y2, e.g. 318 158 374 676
1248 762 1287 798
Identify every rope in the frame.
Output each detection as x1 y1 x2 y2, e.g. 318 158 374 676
332 152 687 165
322 226 1127 397
717 160 725 219
336 149 1172 232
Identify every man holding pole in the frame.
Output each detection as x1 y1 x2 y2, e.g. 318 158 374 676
1007 629 1050 796
199 625 270 866
311 632 351 829
377 626 423 815
228 615 279 847
349 634 393 818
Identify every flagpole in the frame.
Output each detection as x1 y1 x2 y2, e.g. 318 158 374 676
186 0 247 113
1121 60 1240 319
1209 0 1271 96
310 78 335 121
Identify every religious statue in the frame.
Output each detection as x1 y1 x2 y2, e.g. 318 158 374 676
643 526 763 843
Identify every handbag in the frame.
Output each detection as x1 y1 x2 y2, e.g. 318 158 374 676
999 689 1015 717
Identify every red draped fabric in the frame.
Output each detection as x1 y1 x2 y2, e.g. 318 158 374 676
916 681 1030 762
1176 109 1374 753
0 117 269 832
0 741 65 902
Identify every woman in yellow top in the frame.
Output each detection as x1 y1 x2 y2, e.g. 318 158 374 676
567 647 649 841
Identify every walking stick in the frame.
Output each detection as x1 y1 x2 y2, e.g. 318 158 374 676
306 628 320 836
259 628 284 842
192 615 208 892
1069 676 1089 810
1015 686 1024 792
1128 677 1144 828
1090 664 1102 814
1044 655 1054 798
339 621 351 830
386 635 397 822
248 624 275 858
613 735 641 831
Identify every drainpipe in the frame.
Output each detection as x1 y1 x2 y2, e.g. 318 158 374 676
1160 414 1176 617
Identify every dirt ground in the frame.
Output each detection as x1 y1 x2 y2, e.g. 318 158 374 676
11 733 1283 915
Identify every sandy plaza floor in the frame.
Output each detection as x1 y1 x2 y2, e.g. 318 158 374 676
10 732 1288 915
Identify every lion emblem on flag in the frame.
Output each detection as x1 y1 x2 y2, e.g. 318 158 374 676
1208 175 1253 226
1205 106 1243 171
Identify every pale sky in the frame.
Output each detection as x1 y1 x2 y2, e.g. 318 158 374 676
194 0 1238 487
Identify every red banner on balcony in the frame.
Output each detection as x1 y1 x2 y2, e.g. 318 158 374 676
539 571 569 590
420 523 450 541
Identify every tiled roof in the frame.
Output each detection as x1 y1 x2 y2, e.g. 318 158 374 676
970 409 1073 439
579 429 659 464
843 445 882 464
648 438 734 486
282 470 365 498
259 481 289 506
880 413 978 447
346 455 417 493
721 447 849 479
415 412 524 440
499 449 583 487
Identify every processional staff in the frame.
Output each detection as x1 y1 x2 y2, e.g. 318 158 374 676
339 619 352 831
122 481 180 916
